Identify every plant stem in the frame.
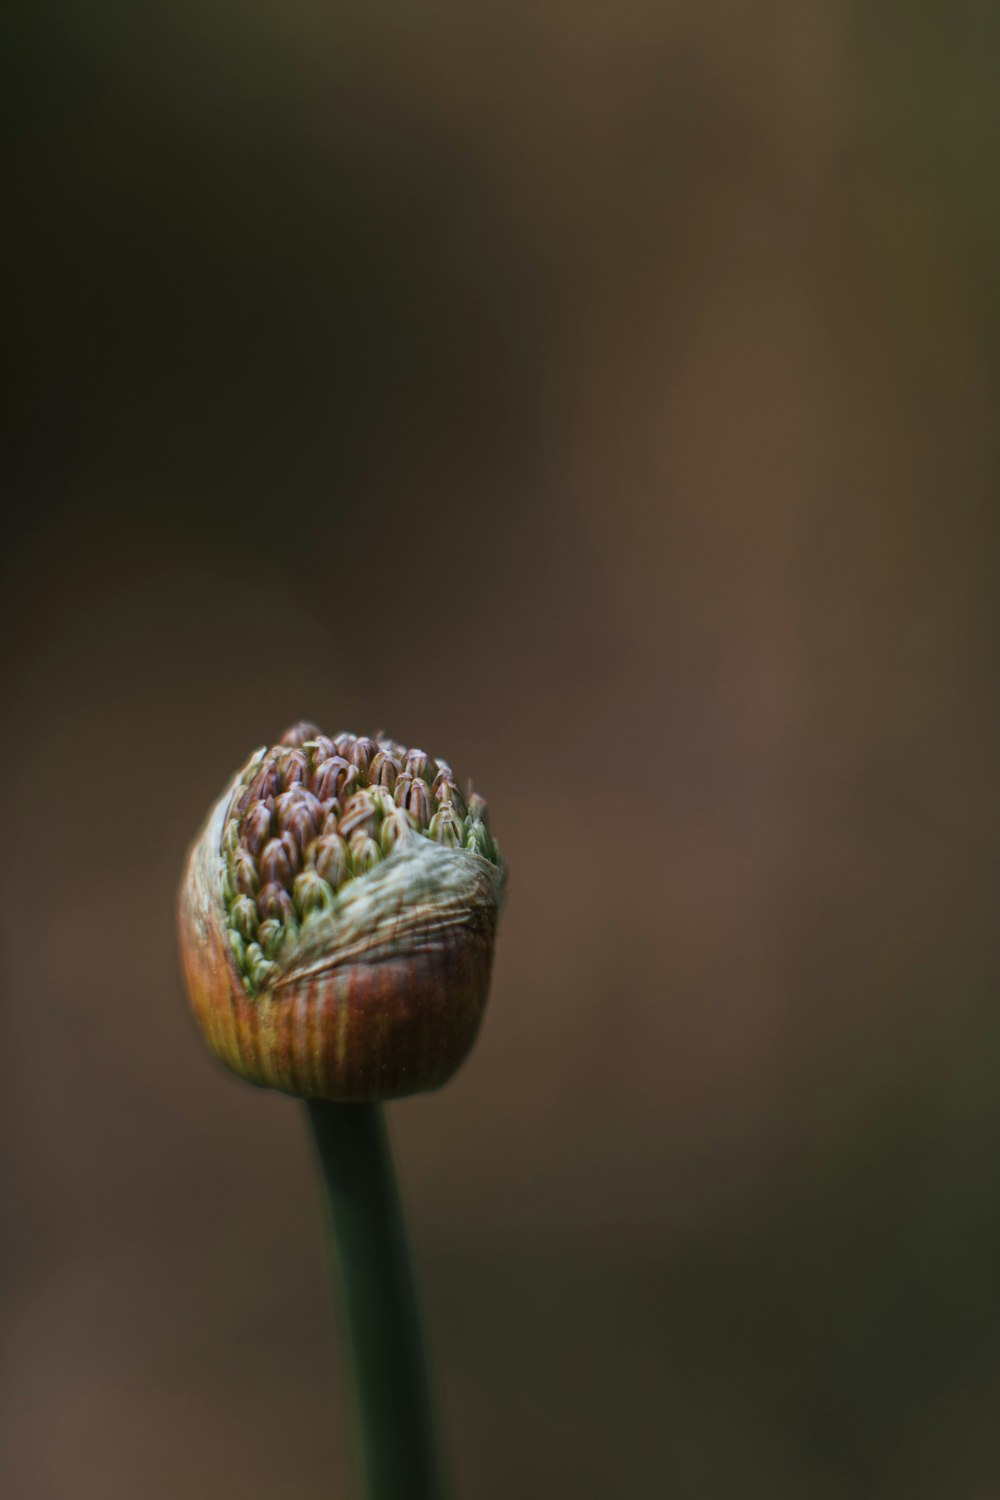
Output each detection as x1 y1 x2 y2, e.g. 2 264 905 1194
306 1100 442 1500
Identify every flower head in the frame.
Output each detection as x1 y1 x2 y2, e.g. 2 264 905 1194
179 723 504 1101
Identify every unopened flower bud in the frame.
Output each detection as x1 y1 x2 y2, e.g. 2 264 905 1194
339 790 379 841
310 735 336 763
348 737 377 775
246 943 281 990
276 748 309 790
257 917 288 960
369 786 397 820
433 777 468 819
393 772 414 807
369 750 402 789
428 807 463 848
227 929 248 972
350 832 383 875
321 804 343 836
179 724 505 1100
377 733 408 759
380 809 416 855
274 787 323 830
309 833 351 889
230 894 259 942
248 762 282 804
280 721 322 749
399 777 434 829
242 801 273 856
294 868 337 920
464 818 495 861
231 847 260 896
279 829 303 877
467 792 489 825
284 805 319 858
312 756 353 802
403 749 431 780
258 881 296 924
259 837 295 888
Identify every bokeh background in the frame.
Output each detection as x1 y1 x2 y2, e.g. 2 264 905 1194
4 4 999 1497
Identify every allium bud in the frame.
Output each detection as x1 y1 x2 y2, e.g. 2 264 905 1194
178 724 505 1101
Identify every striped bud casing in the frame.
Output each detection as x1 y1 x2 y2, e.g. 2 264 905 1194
178 723 506 1101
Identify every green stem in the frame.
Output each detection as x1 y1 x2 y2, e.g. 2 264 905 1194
306 1100 443 1500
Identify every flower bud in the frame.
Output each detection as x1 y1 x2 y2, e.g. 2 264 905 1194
393 772 414 807
433 776 468 819
280 721 322 749
276 748 309 790
293 868 337 920
310 735 337 763
257 918 288 960
403 748 431 780
467 792 489 825
369 750 403 790
230 894 259 942
248 761 282 804
339 790 380 841
349 832 383 876
258 881 296 923
284 805 320 858
377 733 408 760
230 847 259 896
380 808 416 856
312 756 353 802
398 777 434 829
428 807 463 848
369 786 397 820
463 818 494 861
274 787 323 831
309 833 351 889
259 837 295 888
348 737 377 776
178 725 505 1100
320 803 344 836
242 801 273 856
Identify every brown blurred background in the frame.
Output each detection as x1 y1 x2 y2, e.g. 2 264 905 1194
4 3 999 1497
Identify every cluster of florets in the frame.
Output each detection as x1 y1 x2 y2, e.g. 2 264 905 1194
220 722 500 994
